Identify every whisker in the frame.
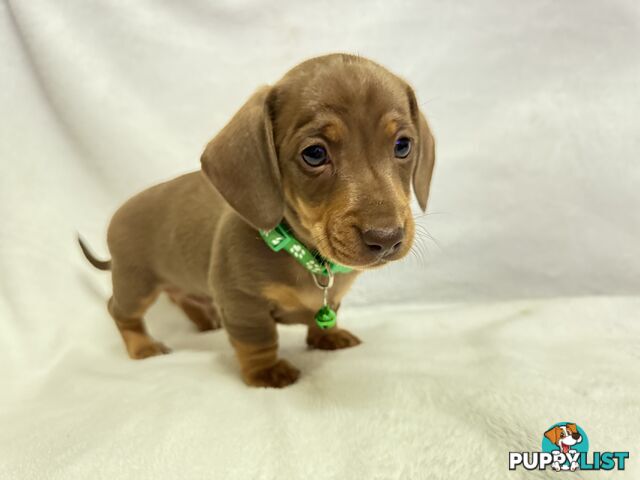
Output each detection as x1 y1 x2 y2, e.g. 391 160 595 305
420 97 440 107
413 223 443 251
408 248 421 266
409 243 426 267
413 211 448 220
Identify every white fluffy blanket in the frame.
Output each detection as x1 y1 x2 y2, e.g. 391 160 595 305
1 297 638 479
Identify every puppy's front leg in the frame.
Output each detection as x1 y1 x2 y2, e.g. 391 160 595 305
223 303 300 388
229 336 299 388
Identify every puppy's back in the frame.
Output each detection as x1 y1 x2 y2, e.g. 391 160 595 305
107 171 227 295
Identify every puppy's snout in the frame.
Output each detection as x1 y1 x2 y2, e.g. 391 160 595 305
572 433 581 441
360 227 405 256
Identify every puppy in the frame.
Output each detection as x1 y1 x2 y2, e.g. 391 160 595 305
79 54 436 388
544 423 582 471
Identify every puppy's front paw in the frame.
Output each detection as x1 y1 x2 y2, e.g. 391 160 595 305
245 359 300 388
307 328 361 350
121 329 171 359
130 341 171 359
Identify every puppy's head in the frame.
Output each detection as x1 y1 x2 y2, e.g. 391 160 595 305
544 424 582 452
202 54 435 269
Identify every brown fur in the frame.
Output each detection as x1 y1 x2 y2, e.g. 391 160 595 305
306 324 362 350
166 290 221 332
79 54 435 387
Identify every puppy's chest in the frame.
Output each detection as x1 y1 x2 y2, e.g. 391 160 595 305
262 282 325 314
261 277 353 325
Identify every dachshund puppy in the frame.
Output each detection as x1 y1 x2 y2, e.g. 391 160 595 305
80 53 436 388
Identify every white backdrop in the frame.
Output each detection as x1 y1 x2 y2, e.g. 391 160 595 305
3 0 640 307
1 1 639 479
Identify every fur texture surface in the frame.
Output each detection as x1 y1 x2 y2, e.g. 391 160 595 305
1 297 638 479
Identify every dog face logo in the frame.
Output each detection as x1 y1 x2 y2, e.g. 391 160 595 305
545 423 582 454
542 422 588 472
510 422 629 472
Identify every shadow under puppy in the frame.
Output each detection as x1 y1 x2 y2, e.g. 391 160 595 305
79 54 436 388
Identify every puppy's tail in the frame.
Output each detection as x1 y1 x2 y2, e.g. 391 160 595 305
77 235 111 271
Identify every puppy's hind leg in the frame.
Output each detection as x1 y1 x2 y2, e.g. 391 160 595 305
167 291 222 332
108 266 170 359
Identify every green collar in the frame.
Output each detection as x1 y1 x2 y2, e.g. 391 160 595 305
260 223 352 277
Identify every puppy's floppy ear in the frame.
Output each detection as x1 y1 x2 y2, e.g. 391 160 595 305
407 86 436 212
201 86 283 230
544 426 561 445
566 423 578 434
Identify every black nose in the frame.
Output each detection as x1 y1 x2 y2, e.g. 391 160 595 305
572 433 581 440
361 227 405 256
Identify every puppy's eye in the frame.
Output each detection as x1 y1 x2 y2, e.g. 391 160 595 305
301 145 328 167
394 137 412 158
